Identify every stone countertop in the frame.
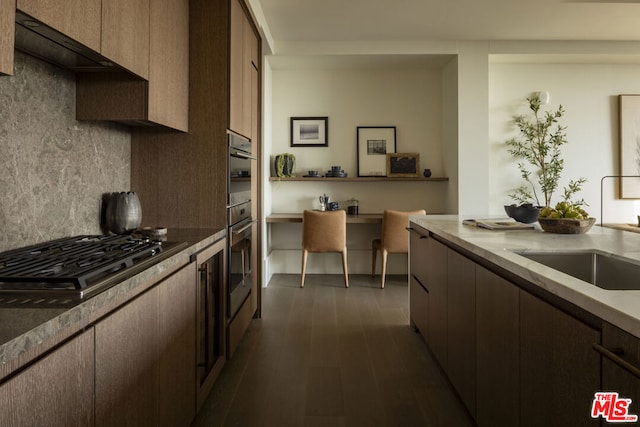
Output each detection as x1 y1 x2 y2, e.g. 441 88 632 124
0 227 225 373
410 215 640 339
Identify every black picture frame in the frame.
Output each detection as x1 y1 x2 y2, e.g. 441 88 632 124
387 153 420 177
357 126 397 177
290 117 328 147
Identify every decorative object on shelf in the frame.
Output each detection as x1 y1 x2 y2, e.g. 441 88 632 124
538 217 596 234
347 198 359 215
357 126 396 177
327 201 339 211
505 93 591 229
290 117 328 147
104 191 142 234
275 153 296 177
387 153 420 177
326 165 347 177
319 194 328 211
423 168 432 178
304 170 320 178
618 95 640 198
504 203 541 224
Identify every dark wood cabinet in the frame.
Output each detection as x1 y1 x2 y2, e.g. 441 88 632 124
520 289 601 427
600 322 640 416
16 0 101 52
446 248 476 417
409 224 430 333
95 263 197 427
0 0 14 76
426 237 448 369
0 329 95 426
76 0 188 131
475 266 520 427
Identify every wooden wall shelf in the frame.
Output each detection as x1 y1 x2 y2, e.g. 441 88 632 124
268 176 448 182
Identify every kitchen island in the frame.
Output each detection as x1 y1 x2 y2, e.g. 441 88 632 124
410 215 640 427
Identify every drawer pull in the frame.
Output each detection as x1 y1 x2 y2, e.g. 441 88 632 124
406 227 428 239
593 343 640 379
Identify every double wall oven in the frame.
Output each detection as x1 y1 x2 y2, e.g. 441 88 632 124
227 132 256 319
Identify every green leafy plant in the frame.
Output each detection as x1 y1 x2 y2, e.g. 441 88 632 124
506 94 589 218
275 153 296 177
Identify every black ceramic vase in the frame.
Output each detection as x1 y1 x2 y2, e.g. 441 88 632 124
105 191 142 234
504 204 541 224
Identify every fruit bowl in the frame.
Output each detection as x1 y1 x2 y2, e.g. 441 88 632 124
538 217 596 234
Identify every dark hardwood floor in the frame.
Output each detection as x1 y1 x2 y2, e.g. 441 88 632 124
193 274 475 426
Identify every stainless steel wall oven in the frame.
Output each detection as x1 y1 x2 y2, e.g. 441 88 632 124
227 133 256 319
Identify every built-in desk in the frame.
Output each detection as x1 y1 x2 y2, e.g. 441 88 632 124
266 213 383 224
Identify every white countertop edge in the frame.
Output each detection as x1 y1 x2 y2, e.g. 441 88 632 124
410 215 640 338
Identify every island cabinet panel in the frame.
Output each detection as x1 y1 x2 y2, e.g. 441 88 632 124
101 0 150 79
426 237 448 370
0 0 14 76
16 0 101 52
475 266 520 427
446 248 476 418
600 322 640 410
409 225 430 334
0 329 95 426
519 290 601 427
95 263 197 427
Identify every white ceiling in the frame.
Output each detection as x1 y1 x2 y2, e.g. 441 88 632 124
257 0 640 43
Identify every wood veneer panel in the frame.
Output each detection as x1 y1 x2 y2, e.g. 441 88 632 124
0 1 14 76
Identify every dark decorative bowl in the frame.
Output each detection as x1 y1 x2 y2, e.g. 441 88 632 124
538 217 596 234
504 204 541 224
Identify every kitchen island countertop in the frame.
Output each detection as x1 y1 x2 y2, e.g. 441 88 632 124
411 215 640 339
0 227 225 377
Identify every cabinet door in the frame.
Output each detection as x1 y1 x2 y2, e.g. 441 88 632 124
0 329 95 426
0 0 14 76
427 237 448 369
600 322 640 415
446 248 476 417
148 0 189 131
409 225 430 332
476 266 520 427
101 0 150 78
409 275 429 334
17 0 101 52
158 262 197 426
95 284 160 427
520 290 601 427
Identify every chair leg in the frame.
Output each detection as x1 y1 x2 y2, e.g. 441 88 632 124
341 248 349 288
301 249 308 288
371 242 377 277
380 250 388 289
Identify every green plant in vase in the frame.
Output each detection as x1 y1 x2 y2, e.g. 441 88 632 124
275 153 296 177
505 94 589 223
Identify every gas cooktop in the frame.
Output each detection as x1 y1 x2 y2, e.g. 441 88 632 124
0 234 188 308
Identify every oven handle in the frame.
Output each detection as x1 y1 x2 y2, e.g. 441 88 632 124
230 151 257 161
232 219 257 235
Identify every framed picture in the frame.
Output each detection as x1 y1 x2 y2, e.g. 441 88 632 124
290 117 328 147
357 126 396 176
619 95 640 198
387 153 420 177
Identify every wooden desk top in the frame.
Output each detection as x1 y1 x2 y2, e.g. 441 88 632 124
266 213 383 224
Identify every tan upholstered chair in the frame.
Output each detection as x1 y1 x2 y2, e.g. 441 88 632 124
301 210 349 288
372 209 426 288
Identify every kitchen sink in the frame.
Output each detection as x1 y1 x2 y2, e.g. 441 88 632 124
513 249 640 290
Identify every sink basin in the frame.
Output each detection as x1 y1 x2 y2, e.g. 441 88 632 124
513 249 640 290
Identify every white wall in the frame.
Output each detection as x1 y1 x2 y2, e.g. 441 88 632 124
489 61 640 224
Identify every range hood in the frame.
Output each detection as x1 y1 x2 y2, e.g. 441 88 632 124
14 11 121 72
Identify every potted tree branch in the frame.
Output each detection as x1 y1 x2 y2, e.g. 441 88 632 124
505 94 594 232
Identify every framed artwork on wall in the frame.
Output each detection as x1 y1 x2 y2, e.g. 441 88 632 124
357 126 396 177
290 117 328 147
387 153 420 177
619 95 640 198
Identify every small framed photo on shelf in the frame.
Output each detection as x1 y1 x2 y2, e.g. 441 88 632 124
357 126 396 177
387 153 420 177
290 117 328 147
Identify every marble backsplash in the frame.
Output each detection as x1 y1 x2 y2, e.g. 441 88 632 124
0 52 130 252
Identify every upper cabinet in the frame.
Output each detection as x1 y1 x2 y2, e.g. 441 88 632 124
17 0 101 52
229 0 259 140
76 0 189 131
0 0 14 75
101 0 150 79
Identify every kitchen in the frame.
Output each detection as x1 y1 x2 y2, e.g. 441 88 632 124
3 0 640 425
